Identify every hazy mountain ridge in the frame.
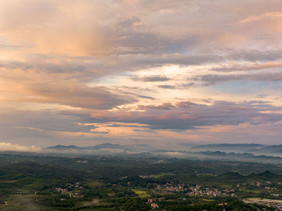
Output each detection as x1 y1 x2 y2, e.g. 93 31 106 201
46 143 282 156
47 145 80 150
45 143 282 164
46 143 155 152
192 143 265 150
191 143 282 156
249 144 282 154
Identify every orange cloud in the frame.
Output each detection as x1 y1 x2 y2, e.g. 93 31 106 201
0 68 133 109
0 0 111 56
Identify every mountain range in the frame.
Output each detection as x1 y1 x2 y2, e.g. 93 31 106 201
46 143 282 160
46 143 155 152
191 143 282 155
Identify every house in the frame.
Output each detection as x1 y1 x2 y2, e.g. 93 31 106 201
147 198 156 204
151 203 159 209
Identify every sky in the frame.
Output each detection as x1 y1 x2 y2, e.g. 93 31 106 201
0 0 282 150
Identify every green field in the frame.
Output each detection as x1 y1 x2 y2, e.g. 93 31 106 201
132 189 150 198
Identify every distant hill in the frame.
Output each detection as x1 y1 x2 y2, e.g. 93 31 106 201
47 143 128 151
250 145 282 154
89 143 127 150
130 144 156 152
219 171 244 179
46 143 281 159
193 143 264 149
47 145 79 150
46 143 155 152
192 143 265 153
248 170 279 179
197 151 282 162
218 171 281 181
190 143 282 157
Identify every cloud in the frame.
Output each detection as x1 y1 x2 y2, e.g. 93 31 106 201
0 108 96 134
138 103 174 110
90 101 282 130
0 69 134 109
0 108 104 146
2 0 282 59
158 83 195 89
0 0 282 146
113 49 282 74
238 12 282 24
158 85 177 89
132 75 171 82
0 142 40 152
211 62 282 72
0 0 111 56
197 72 282 85
28 82 132 110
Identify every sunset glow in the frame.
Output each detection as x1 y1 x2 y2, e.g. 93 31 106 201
0 0 282 149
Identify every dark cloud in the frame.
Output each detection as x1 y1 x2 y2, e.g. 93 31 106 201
115 31 199 55
197 72 282 85
138 103 174 110
136 95 155 100
227 49 282 62
0 67 135 110
2 49 282 83
113 49 282 74
176 101 197 108
0 108 95 146
158 85 177 89
0 109 94 133
29 83 134 110
90 101 282 130
158 83 195 89
132 75 171 82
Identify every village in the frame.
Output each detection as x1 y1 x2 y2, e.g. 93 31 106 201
155 182 237 197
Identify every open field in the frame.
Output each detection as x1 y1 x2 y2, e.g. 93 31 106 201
131 189 150 198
